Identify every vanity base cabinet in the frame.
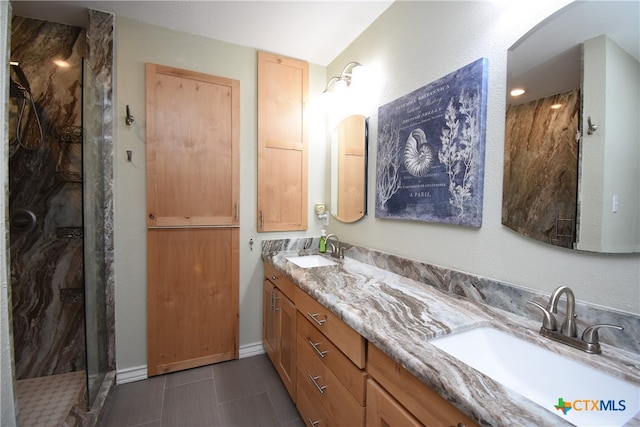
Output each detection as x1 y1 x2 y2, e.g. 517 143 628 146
263 262 296 401
367 343 478 427
295 288 367 427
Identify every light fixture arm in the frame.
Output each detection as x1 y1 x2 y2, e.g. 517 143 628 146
323 61 363 93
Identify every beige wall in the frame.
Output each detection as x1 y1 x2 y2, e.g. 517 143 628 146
114 17 328 375
326 1 639 315
113 1 640 377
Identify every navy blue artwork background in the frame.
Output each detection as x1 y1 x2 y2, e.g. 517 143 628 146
375 58 488 227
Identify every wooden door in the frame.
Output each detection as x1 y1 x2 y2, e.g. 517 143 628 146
146 64 239 376
263 279 277 361
276 289 296 399
257 51 308 231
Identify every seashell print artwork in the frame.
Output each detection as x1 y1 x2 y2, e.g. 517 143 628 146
375 58 488 227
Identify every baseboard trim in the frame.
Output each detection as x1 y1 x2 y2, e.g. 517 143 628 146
116 342 265 385
239 341 265 359
116 365 147 385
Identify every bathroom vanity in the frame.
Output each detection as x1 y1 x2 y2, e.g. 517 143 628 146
262 240 640 426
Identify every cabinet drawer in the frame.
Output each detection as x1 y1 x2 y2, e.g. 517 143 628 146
297 313 367 405
296 370 336 427
264 262 295 300
298 342 365 427
295 288 365 368
367 343 478 427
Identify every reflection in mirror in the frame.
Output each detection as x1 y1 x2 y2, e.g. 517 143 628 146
330 115 368 223
502 1 639 253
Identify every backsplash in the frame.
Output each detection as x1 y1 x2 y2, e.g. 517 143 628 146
262 238 640 354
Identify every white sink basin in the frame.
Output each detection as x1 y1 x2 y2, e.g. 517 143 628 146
285 255 337 268
430 327 639 426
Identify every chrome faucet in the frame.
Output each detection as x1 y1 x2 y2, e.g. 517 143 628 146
529 286 624 354
325 234 343 259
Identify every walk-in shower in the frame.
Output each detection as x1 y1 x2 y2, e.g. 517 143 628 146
8 13 114 426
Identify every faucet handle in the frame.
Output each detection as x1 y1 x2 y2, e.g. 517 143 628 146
582 324 624 345
528 301 557 331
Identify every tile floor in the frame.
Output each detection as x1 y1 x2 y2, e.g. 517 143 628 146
16 370 85 427
99 354 304 427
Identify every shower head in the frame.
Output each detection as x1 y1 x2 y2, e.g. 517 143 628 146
10 61 32 93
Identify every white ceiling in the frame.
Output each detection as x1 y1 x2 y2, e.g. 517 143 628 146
10 0 394 66
508 0 639 105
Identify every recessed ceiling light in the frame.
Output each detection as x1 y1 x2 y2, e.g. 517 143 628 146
510 88 526 97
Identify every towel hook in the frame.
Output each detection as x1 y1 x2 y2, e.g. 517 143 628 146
126 105 135 126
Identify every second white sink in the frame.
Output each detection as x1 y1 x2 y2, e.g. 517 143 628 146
285 254 337 268
430 326 639 426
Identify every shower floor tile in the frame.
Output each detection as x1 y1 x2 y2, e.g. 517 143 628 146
16 371 85 427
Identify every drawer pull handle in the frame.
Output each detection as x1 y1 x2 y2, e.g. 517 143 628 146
308 418 321 427
307 312 326 326
309 340 328 358
308 375 327 394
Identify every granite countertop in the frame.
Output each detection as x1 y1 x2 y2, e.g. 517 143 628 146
263 250 640 427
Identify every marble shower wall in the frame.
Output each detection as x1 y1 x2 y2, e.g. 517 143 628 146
503 89 580 248
86 9 115 375
9 16 86 379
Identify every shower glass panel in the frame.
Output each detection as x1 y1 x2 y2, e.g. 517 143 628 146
82 59 108 408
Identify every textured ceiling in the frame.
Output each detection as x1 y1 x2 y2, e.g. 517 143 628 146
10 0 395 66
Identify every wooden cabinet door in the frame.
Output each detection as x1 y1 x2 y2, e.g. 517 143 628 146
257 51 308 231
147 228 239 375
263 279 277 362
366 379 421 427
146 64 239 376
276 289 296 400
146 64 240 227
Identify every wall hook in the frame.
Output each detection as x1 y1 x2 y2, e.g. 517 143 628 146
126 105 135 126
587 116 597 135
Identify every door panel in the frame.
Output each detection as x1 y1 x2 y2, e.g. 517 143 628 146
146 64 239 227
147 228 239 376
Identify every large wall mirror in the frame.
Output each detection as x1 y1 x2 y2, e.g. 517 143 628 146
502 1 639 253
330 115 368 223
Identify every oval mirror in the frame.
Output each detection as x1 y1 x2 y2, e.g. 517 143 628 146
502 1 639 253
330 114 368 223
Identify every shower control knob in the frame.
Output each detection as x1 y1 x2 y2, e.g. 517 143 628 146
11 209 37 233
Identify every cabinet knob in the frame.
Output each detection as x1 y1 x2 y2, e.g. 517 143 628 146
308 418 321 427
271 275 278 281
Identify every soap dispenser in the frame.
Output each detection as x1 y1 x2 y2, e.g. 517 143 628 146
319 229 327 253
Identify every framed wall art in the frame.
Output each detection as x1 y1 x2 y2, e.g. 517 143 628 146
375 58 488 227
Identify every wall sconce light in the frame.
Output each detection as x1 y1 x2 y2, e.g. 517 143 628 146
322 62 367 125
323 61 363 95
